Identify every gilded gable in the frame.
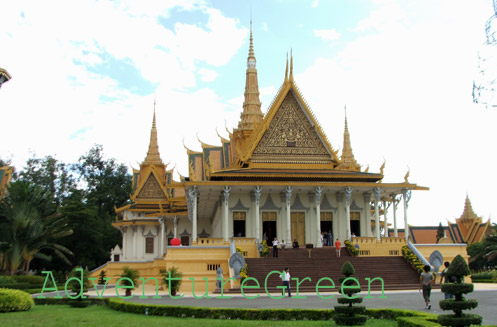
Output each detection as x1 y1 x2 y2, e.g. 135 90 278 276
251 91 333 164
136 174 167 199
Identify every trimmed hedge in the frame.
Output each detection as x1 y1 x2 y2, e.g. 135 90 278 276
34 297 108 306
439 299 478 311
108 298 333 320
0 282 32 290
0 288 34 312
397 316 441 327
440 283 474 295
437 314 482 327
11 275 46 285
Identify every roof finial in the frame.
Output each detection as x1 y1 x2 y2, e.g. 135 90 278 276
248 19 255 59
289 48 294 83
284 52 289 83
143 101 163 165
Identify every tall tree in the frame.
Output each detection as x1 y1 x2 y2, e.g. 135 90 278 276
0 181 73 274
436 222 445 243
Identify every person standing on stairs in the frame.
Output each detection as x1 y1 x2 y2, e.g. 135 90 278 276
272 237 279 258
334 239 342 258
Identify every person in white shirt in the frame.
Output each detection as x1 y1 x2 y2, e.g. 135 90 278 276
279 267 291 297
272 238 279 257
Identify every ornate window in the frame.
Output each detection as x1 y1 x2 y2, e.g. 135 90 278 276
145 237 154 253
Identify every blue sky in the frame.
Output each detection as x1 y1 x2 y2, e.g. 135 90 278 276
1 0 497 227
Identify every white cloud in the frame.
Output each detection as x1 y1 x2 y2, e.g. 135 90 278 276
312 0 319 8
197 68 219 82
261 22 268 31
313 28 340 41
297 0 496 227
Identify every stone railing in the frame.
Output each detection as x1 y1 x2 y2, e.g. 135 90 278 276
352 236 406 256
196 238 225 246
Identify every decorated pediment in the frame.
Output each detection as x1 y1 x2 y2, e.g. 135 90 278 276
247 90 337 165
136 173 167 200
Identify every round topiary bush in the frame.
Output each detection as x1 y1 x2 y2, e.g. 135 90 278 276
333 261 367 326
0 288 34 312
438 255 482 327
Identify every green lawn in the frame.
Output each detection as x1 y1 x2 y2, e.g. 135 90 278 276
0 305 397 327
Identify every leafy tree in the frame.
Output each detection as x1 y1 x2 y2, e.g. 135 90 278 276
18 155 76 208
467 242 486 271
0 181 73 274
484 234 497 263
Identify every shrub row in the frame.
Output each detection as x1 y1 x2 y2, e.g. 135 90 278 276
108 298 333 320
0 289 34 312
401 245 424 274
34 297 108 306
108 298 450 322
0 283 33 290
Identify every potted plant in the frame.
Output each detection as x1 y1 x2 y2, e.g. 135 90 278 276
161 266 183 296
119 266 140 297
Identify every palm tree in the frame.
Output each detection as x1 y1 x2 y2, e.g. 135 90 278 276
0 181 73 274
484 234 497 262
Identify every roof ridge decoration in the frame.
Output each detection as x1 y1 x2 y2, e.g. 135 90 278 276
458 195 480 222
143 101 164 165
133 171 169 201
183 137 202 155
238 51 339 167
197 133 221 149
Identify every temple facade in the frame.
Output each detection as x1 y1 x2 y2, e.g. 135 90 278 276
111 25 428 263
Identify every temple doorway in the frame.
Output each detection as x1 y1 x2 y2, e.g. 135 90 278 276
351 212 361 236
262 211 277 243
291 212 305 246
320 212 333 245
233 211 246 237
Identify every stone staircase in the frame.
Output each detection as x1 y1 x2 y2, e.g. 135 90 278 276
217 247 425 294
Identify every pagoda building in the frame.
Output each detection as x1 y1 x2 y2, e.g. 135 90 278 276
183 25 428 249
112 105 188 262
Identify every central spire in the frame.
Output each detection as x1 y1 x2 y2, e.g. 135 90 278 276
338 106 361 171
237 19 263 131
143 101 164 165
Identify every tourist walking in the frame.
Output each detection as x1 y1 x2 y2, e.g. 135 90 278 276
334 239 341 258
279 267 291 297
272 237 279 257
420 265 435 309
440 261 454 299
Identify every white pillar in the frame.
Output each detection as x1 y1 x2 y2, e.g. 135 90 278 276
223 186 231 242
160 218 165 256
383 200 389 237
402 189 410 241
392 195 398 237
362 193 372 237
374 187 381 241
254 186 262 242
345 187 352 240
285 186 292 246
173 216 178 238
191 187 198 243
121 227 127 260
132 226 137 259
335 193 343 242
315 187 322 248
